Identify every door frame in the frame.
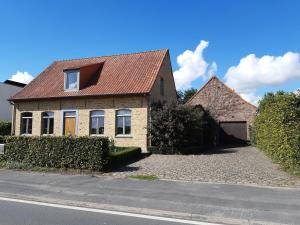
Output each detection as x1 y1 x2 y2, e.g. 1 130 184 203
61 109 79 136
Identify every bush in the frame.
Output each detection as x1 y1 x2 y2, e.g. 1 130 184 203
0 135 5 144
109 147 141 168
4 136 110 171
149 103 215 154
253 91 300 170
0 121 11 136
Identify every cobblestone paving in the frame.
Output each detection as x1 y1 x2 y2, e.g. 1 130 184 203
107 146 300 187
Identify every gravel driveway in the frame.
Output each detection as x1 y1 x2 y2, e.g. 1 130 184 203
108 146 300 187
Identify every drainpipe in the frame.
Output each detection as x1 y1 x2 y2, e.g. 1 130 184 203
9 101 16 135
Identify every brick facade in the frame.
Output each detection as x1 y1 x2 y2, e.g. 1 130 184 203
13 53 177 152
15 96 149 151
187 76 257 140
149 51 177 104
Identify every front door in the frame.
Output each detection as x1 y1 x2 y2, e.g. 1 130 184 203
63 111 76 136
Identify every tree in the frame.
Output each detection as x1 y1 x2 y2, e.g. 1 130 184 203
177 88 197 104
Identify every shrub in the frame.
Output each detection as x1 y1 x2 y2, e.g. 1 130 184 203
4 136 110 171
0 135 5 144
109 147 141 168
149 103 215 154
253 91 300 170
0 121 11 136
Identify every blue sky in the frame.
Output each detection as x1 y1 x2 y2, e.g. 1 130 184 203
0 0 300 104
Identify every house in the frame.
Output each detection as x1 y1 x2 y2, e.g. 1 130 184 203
0 80 26 121
187 76 257 144
9 49 177 152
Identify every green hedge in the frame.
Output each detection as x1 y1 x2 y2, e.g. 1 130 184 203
0 121 11 136
254 92 300 170
109 147 141 168
4 136 110 171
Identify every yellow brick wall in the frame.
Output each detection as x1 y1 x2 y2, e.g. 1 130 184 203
149 52 177 104
14 96 149 152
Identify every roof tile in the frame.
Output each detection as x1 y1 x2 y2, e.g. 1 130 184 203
11 49 168 100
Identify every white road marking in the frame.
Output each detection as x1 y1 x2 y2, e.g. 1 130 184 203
0 196 221 225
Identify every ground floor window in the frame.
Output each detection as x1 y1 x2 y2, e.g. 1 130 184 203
21 112 32 135
90 110 104 135
116 109 131 135
42 111 54 135
63 111 77 136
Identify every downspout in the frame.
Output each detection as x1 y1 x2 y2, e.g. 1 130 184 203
146 94 152 150
10 101 16 135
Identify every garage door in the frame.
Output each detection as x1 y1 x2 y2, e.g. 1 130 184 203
219 121 247 144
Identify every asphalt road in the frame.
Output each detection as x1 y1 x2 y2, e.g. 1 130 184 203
0 199 214 225
0 170 299 225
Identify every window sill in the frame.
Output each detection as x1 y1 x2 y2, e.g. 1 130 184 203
42 134 54 136
21 134 32 136
115 135 133 138
90 134 105 137
64 88 79 92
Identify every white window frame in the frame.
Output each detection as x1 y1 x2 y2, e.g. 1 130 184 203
90 110 105 136
21 112 33 135
41 111 54 135
61 109 79 136
116 109 132 137
64 70 80 91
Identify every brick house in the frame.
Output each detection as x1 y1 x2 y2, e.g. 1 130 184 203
187 76 257 144
9 49 177 152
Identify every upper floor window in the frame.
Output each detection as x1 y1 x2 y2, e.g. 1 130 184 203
42 111 54 135
160 78 164 96
64 70 79 91
21 112 32 135
116 109 131 135
90 110 104 135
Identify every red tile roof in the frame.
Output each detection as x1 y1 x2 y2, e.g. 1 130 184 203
10 49 169 101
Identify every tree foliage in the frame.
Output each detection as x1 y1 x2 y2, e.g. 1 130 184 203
177 88 197 104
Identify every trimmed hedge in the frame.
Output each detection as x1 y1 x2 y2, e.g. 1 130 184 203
109 147 142 168
0 121 11 136
254 91 300 170
4 136 110 171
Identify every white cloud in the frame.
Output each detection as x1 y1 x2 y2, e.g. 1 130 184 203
207 61 217 78
9 71 34 84
224 52 300 105
174 40 217 90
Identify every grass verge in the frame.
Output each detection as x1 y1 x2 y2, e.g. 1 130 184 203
128 174 158 181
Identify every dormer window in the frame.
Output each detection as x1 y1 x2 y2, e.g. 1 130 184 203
64 70 79 91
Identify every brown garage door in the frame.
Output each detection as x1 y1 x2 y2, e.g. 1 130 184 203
219 121 247 144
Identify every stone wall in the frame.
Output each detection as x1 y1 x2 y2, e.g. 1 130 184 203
14 96 149 152
188 77 257 140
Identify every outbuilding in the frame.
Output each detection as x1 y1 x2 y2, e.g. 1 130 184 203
187 76 257 144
